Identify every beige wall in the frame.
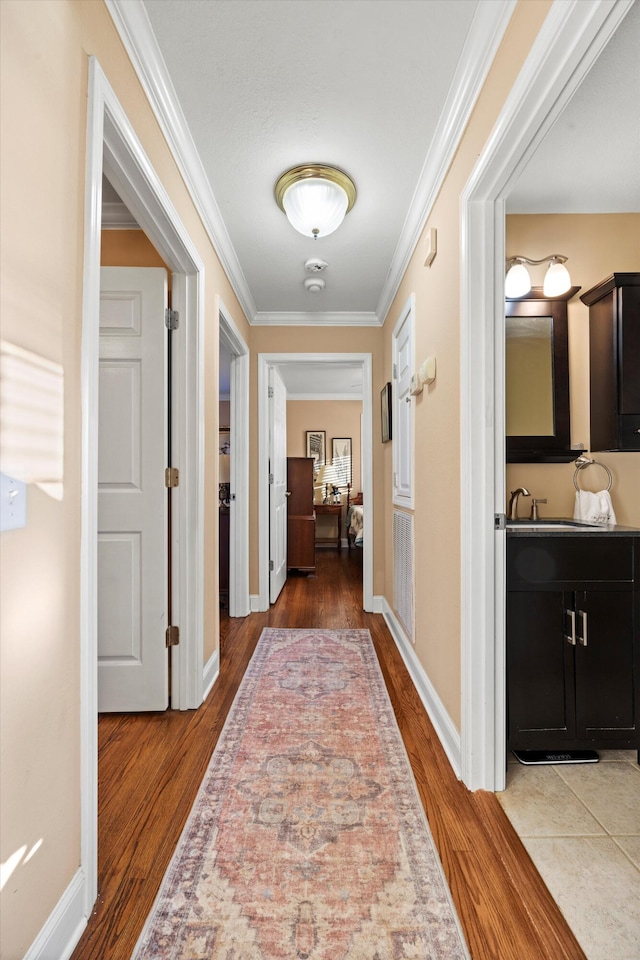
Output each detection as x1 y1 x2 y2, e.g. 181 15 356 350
219 400 231 428
287 400 362 492
101 228 171 275
506 214 640 527
380 0 553 730
0 2 248 956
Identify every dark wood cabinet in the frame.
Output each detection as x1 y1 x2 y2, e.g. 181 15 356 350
581 272 640 451
507 534 639 752
286 457 316 572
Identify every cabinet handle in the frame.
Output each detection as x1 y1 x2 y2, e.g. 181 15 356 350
578 609 588 646
565 609 576 645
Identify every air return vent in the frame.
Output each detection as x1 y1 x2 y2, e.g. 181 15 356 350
393 509 415 643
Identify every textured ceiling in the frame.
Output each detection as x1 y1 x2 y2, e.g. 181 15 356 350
140 0 481 319
507 0 640 213
107 1 638 396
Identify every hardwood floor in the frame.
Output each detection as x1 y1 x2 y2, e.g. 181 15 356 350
71 549 586 960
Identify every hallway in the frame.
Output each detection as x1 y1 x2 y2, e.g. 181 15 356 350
72 550 585 960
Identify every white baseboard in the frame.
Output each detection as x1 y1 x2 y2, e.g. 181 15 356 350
249 594 264 613
380 597 462 779
202 649 220 701
24 867 87 960
372 594 385 614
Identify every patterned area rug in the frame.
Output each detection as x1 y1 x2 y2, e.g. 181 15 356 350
132 628 469 959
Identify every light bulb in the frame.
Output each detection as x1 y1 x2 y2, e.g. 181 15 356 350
543 260 571 297
283 178 348 239
505 262 531 298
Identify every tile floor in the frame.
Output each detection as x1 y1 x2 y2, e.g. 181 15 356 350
498 750 640 960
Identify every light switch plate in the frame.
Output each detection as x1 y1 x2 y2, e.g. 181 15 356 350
424 227 437 267
1 472 27 531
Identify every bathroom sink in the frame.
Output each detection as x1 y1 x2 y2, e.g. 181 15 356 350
507 519 608 531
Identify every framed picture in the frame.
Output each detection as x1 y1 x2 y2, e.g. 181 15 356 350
332 437 352 485
381 382 392 442
219 428 231 455
306 430 326 471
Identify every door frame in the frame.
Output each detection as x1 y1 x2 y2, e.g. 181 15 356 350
257 352 373 613
218 297 250 617
459 0 634 791
81 57 205 910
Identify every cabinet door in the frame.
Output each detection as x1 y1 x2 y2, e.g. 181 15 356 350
574 589 636 740
507 590 576 746
619 284 640 416
287 457 314 515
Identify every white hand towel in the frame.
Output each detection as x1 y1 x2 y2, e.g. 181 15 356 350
573 489 617 525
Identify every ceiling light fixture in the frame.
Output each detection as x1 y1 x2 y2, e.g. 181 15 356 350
275 164 356 239
505 254 571 298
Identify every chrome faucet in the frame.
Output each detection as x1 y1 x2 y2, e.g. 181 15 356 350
508 487 530 521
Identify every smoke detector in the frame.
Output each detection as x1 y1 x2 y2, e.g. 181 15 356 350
304 277 326 293
305 258 328 273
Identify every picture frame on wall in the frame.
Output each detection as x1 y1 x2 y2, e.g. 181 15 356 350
306 430 326 471
332 437 352 485
381 382 392 442
219 428 231 455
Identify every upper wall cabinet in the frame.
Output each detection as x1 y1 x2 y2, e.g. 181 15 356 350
581 273 640 452
506 287 581 463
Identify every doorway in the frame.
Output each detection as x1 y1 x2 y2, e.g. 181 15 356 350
460 0 634 793
257 352 373 613
81 57 205 912
218 298 250 620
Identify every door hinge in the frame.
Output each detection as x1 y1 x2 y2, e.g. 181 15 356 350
165 467 180 488
166 625 179 647
268 385 274 398
392 362 397 379
165 308 179 330
268 473 274 484
269 560 274 571
494 512 506 530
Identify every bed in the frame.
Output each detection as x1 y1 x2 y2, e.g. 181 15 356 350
346 485 364 549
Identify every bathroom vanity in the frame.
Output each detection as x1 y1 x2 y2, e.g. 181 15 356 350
506 523 640 754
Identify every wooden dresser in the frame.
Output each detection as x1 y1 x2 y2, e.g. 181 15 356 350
286 457 316 572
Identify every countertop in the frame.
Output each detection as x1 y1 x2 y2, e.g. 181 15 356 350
507 519 640 537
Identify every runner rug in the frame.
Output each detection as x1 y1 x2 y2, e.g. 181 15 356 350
132 628 469 959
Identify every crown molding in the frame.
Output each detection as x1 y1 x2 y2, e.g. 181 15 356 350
105 0 257 323
101 200 140 229
375 0 517 326
252 311 381 327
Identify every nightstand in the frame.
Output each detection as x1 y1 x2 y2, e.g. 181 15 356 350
314 503 342 550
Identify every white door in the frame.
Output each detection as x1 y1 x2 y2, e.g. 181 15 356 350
98 266 169 712
393 297 415 508
269 366 288 603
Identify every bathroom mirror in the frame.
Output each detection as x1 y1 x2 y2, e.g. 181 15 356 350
505 287 580 462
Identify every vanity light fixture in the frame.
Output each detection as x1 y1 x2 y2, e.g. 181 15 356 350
505 254 571 298
275 164 357 239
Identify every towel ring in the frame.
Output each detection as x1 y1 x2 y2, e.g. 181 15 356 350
573 455 612 492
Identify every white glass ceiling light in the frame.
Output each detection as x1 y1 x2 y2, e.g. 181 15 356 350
543 257 571 296
505 255 571 298
275 165 357 239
